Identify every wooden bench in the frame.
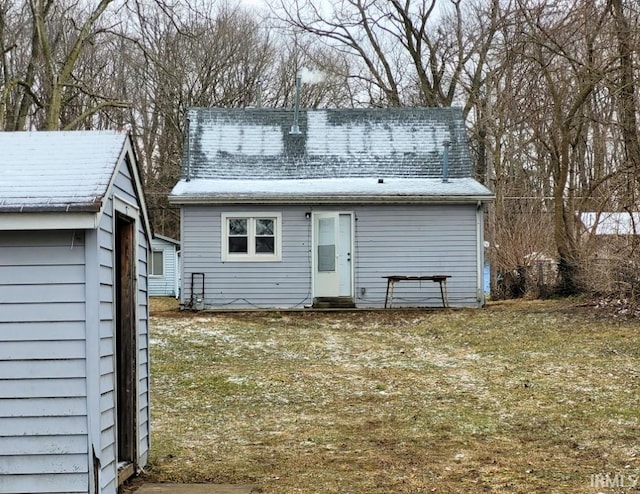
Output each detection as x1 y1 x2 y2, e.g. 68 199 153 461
383 275 451 308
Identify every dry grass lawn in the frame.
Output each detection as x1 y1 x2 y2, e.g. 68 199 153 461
145 299 639 493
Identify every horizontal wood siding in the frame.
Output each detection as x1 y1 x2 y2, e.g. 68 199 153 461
0 473 89 493
0 397 86 417
1 435 87 456
0 358 85 379
0 230 89 492
149 238 178 297
181 206 312 309
355 205 480 307
181 204 481 309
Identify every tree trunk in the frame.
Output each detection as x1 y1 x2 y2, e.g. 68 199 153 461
610 0 640 204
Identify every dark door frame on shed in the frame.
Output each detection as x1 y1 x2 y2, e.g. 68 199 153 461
115 212 137 485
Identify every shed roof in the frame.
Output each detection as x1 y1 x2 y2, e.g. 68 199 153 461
0 130 128 212
153 234 181 246
581 212 640 235
0 130 152 235
172 107 493 203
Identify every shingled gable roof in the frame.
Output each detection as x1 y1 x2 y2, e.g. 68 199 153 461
170 107 494 204
0 130 151 232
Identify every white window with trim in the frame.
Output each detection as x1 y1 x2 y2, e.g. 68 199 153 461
221 213 282 262
150 250 164 276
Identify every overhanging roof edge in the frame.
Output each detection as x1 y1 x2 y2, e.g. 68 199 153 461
169 193 495 205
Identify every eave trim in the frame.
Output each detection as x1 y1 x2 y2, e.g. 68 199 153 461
0 212 99 230
169 194 495 206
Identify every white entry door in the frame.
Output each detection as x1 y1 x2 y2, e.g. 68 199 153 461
313 212 353 298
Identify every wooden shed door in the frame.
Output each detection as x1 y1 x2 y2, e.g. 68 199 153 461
115 214 137 482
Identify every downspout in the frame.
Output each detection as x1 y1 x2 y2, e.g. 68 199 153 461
476 200 485 305
175 249 180 300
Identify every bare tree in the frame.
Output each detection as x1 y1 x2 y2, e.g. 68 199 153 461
608 0 640 205
121 2 280 236
0 0 129 130
1 0 40 130
481 0 612 293
274 0 498 110
3 0 639 300
263 34 353 108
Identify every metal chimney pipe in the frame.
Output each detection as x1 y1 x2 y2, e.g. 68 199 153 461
442 140 450 183
256 80 263 108
186 116 191 182
290 73 302 135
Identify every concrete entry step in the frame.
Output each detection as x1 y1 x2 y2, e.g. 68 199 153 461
313 296 356 308
134 484 256 494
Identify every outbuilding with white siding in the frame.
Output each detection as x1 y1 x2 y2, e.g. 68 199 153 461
170 107 494 309
0 131 151 494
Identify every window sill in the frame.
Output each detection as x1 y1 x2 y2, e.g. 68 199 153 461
222 255 282 263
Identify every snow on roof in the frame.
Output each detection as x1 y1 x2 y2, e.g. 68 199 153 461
305 111 447 157
170 177 494 203
0 130 128 212
175 108 495 204
581 212 640 235
185 107 474 180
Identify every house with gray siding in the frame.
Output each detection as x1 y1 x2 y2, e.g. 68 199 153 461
0 131 151 493
170 107 494 309
149 234 180 297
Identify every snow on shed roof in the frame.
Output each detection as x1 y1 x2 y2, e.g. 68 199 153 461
581 212 640 235
0 130 128 212
153 234 180 245
170 177 494 204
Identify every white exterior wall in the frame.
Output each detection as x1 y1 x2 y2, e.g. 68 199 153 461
0 230 90 493
180 204 484 309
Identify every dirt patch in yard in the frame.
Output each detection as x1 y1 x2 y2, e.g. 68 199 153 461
145 300 640 493
150 296 180 315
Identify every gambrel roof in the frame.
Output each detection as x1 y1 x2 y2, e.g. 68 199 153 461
171 107 494 204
